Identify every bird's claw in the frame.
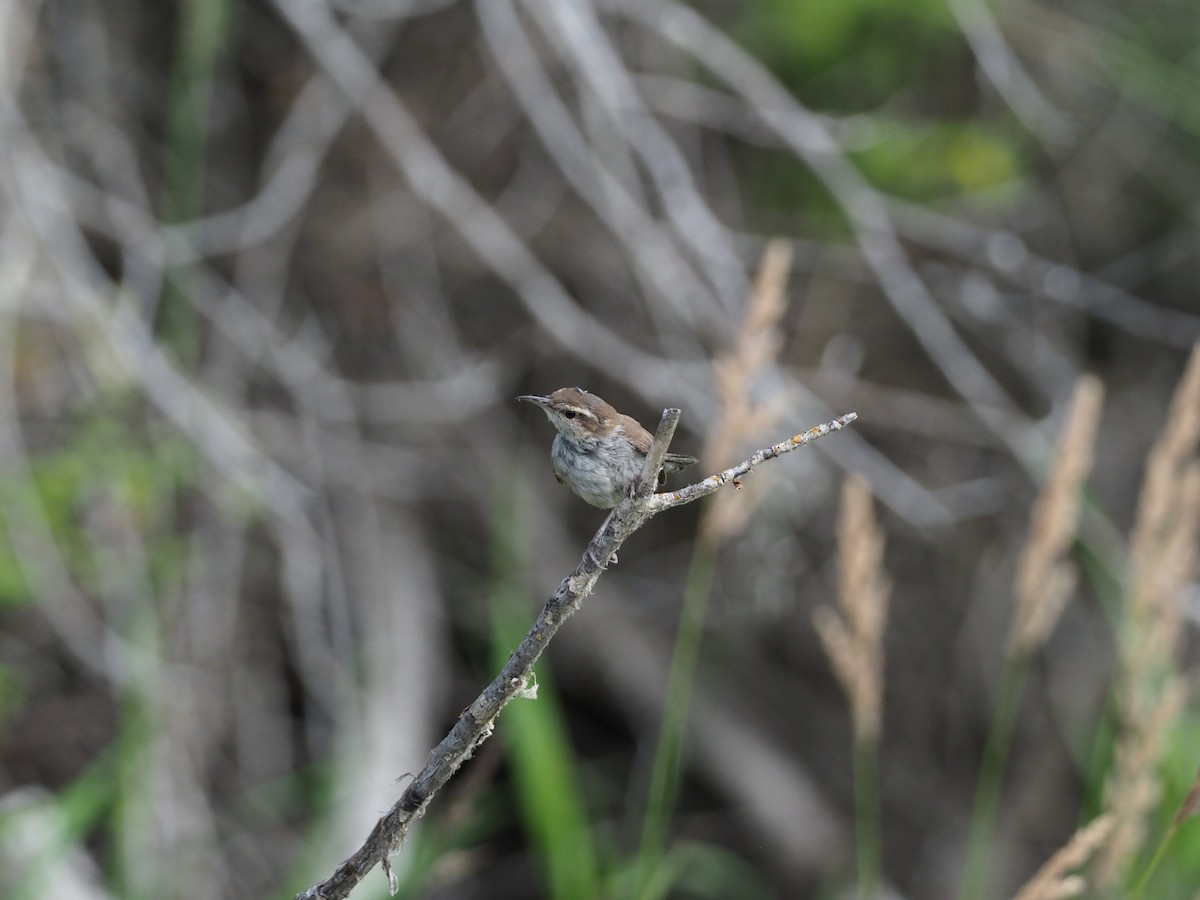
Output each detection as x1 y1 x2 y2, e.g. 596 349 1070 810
587 547 619 568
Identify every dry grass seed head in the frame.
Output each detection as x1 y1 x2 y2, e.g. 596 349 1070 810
1009 375 1104 657
1011 814 1114 900
815 476 890 742
838 475 889 650
1096 677 1189 885
1131 342 1200 578
1093 344 1200 887
700 239 791 543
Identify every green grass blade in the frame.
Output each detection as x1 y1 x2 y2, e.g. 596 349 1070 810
488 475 600 900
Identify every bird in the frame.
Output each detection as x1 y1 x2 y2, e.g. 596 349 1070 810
518 387 698 509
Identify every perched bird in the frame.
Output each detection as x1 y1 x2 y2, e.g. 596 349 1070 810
518 387 698 508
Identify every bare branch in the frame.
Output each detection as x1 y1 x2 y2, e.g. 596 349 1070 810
634 408 682 499
294 410 855 899
650 413 859 512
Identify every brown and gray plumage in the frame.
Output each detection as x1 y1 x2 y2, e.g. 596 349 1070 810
518 387 699 508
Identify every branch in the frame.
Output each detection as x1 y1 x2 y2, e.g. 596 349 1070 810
635 407 682 498
295 410 857 900
651 412 859 511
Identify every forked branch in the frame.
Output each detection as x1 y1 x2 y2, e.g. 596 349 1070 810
296 409 857 900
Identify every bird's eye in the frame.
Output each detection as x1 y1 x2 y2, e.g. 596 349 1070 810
563 410 577 419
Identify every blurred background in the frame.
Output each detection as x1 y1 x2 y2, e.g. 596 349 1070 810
0 0 1198 898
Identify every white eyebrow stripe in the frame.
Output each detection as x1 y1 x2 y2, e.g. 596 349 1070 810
558 404 596 419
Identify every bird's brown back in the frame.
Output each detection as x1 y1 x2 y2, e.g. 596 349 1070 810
617 413 654 454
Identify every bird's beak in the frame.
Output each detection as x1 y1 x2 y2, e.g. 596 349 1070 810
516 394 551 407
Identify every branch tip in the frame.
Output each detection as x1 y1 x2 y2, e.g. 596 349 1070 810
634 407 682 499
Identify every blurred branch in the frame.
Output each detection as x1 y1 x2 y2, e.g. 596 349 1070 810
536 0 752 316
639 72 1200 351
476 0 726 331
885 200 1200 349
295 409 856 899
607 0 1023 443
0 113 313 522
276 0 709 402
945 0 1072 147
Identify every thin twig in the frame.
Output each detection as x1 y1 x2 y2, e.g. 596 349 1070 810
295 410 856 900
650 413 858 511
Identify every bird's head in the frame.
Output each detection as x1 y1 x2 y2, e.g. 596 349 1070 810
517 387 617 444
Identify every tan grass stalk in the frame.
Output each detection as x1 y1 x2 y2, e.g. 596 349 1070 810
637 238 794 896
815 476 891 742
1009 376 1104 657
815 476 891 897
1012 814 1115 900
1095 341 1200 887
962 376 1105 900
700 238 790 544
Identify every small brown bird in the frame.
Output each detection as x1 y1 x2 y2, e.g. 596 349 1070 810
518 387 699 508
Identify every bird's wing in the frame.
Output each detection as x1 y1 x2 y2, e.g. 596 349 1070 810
618 414 655 455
